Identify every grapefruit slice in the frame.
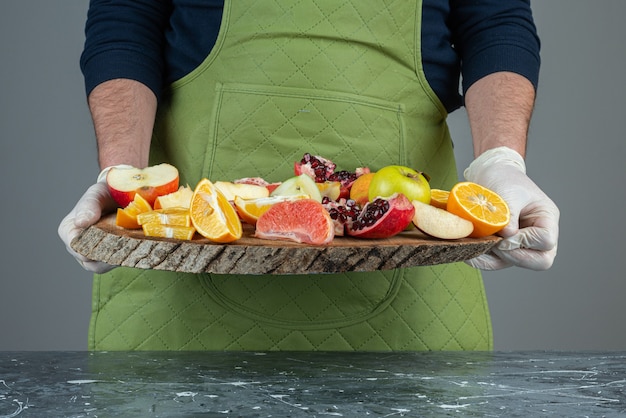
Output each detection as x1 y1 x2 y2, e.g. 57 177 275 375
233 195 308 225
255 199 335 245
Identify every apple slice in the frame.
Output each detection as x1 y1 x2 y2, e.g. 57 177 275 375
270 174 323 202
316 181 341 201
214 181 270 201
107 163 179 208
233 177 282 194
411 200 474 240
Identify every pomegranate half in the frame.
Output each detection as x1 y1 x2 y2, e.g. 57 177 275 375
347 193 415 239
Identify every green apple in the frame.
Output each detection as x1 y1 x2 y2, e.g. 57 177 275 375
368 165 431 204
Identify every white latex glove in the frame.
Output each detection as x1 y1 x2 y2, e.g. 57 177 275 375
463 147 559 271
58 166 131 274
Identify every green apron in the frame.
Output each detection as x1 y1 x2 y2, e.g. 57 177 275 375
89 0 493 351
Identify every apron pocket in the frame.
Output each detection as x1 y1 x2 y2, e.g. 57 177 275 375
198 270 404 330
203 82 407 182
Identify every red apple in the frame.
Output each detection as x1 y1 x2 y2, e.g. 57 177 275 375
368 165 431 204
106 163 179 208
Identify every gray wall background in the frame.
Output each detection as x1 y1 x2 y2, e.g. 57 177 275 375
1 1 624 351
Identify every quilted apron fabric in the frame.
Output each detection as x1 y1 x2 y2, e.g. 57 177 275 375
88 0 493 351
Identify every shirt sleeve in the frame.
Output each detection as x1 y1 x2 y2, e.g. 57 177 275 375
449 0 541 95
80 0 172 100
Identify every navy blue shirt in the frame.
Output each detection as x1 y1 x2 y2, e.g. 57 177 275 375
81 0 540 113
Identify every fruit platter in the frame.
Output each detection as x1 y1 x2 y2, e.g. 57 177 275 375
70 154 507 275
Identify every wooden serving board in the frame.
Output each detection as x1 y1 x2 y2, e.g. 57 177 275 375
70 215 500 275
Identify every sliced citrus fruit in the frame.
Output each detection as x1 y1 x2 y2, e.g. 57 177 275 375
446 181 510 238
233 195 308 225
255 199 335 245
189 178 242 243
116 208 140 229
136 207 191 227
115 193 152 229
142 222 196 240
429 188 450 209
153 185 193 210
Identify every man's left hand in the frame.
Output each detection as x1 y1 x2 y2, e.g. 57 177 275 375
463 147 560 271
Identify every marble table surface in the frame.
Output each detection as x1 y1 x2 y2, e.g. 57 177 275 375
1 351 625 417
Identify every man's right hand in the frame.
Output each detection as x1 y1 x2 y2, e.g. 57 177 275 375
58 180 119 274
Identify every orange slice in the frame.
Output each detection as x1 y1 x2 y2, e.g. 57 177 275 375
136 207 191 227
189 178 242 243
429 189 450 209
116 209 140 229
233 195 308 225
115 193 152 229
446 181 510 238
142 222 196 240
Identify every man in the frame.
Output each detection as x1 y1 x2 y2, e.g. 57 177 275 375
59 0 559 351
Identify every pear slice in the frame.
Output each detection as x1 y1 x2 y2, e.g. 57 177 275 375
270 174 323 202
411 200 474 240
